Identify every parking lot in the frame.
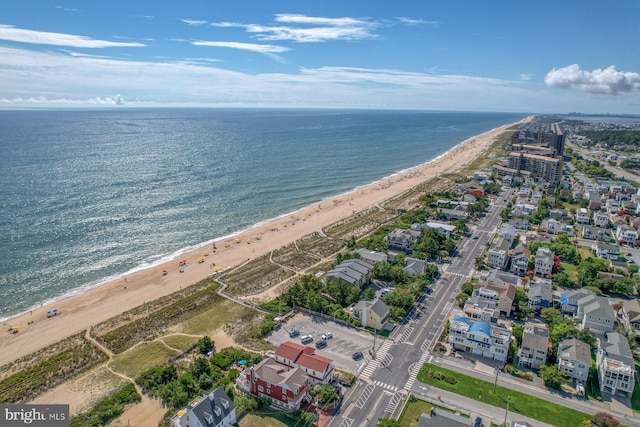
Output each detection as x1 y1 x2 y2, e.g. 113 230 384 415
266 312 378 374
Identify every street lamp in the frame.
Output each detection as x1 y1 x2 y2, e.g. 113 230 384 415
503 396 511 426
493 368 499 392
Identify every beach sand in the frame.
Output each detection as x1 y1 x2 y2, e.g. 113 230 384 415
0 118 529 367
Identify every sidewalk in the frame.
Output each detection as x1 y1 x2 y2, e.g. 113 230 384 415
430 354 640 426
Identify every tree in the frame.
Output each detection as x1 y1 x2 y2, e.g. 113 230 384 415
364 287 376 301
591 412 620 427
456 292 470 307
540 364 568 390
197 336 214 355
460 281 475 296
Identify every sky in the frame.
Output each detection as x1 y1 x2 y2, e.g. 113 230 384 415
1 1 640 113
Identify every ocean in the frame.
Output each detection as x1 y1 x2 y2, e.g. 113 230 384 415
0 108 525 320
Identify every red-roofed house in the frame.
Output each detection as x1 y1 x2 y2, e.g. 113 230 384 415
273 341 335 385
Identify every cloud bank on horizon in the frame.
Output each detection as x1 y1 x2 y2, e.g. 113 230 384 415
1 1 639 113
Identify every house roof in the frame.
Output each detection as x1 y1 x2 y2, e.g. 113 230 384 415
353 248 387 264
181 387 235 427
469 321 491 337
275 341 306 362
601 332 635 368
254 358 308 391
623 299 640 323
528 281 553 301
579 295 616 319
296 352 332 374
274 341 332 375
353 298 389 319
558 338 591 365
418 409 473 427
478 281 516 302
487 269 520 286
522 321 549 351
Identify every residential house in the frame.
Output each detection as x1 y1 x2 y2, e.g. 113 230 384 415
487 237 510 269
592 242 620 261
597 332 635 397
576 208 590 225
576 294 616 334
448 315 511 361
541 218 575 236
549 208 569 221
353 248 387 266
557 338 592 383
437 207 468 221
620 299 640 339
325 259 373 287
418 409 473 427
171 388 236 427
383 228 422 253
471 282 516 316
236 358 310 409
486 269 521 288
593 211 610 228
606 199 621 215
509 217 531 231
513 202 536 218
527 278 553 312
518 321 549 370
534 247 554 277
560 289 595 315
582 226 611 242
458 181 485 198
351 299 390 330
404 257 427 276
510 245 531 277
498 223 517 246
463 297 498 323
272 341 335 385
616 224 638 246
416 222 457 238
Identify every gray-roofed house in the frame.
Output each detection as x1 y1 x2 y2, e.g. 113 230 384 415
353 248 387 265
416 222 457 238
325 259 372 288
486 269 521 288
576 294 616 334
384 228 422 253
557 338 592 383
487 237 511 269
534 247 554 277
498 223 517 245
404 257 427 276
620 299 640 339
510 245 531 277
438 207 468 221
171 387 236 427
592 242 620 261
351 298 390 330
527 278 553 312
418 408 473 427
582 226 611 242
597 332 635 396
560 289 595 315
518 321 549 370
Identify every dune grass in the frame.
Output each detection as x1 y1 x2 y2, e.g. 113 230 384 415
110 341 178 379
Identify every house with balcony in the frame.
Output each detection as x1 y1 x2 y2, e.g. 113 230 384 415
534 247 554 277
597 332 635 397
384 228 422 253
560 289 595 315
576 294 616 334
510 245 531 277
593 211 610 228
557 338 592 383
498 223 517 246
471 282 515 316
325 259 373 288
518 321 549 370
486 269 521 288
592 242 620 261
463 298 498 323
606 199 621 215
236 357 311 409
527 278 553 312
448 315 511 362
582 226 611 242
576 208 590 225
487 238 510 269
271 341 335 385
616 225 638 246
171 388 236 427
620 299 640 339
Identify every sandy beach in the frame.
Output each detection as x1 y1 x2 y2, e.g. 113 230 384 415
0 118 529 366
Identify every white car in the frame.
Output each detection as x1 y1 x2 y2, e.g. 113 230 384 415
321 332 333 340
301 335 313 344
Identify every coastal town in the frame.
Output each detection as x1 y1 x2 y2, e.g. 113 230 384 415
4 115 640 427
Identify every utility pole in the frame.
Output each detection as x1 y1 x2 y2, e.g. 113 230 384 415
503 396 510 426
493 368 499 392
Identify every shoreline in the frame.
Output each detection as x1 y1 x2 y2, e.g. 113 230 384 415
0 117 530 366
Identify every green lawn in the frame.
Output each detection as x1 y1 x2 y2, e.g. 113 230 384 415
561 262 577 282
417 363 591 426
399 397 469 427
238 411 299 427
110 341 179 379
161 334 199 352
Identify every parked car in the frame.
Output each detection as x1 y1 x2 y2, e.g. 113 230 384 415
289 329 300 338
301 335 313 344
321 332 333 340
352 351 363 361
316 340 327 349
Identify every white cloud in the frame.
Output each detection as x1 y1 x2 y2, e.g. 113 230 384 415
395 17 439 25
519 73 533 81
192 41 289 54
545 64 640 95
211 14 377 43
181 19 207 26
0 25 145 48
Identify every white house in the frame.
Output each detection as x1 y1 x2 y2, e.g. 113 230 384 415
616 225 637 246
448 315 511 362
171 388 236 427
534 247 554 277
558 338 592 383
593 211 610 228
576 208 590 225
597 332 635 397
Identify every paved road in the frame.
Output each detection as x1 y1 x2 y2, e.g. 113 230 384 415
327 189 513 427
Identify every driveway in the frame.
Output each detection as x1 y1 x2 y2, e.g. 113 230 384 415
266 312 377 374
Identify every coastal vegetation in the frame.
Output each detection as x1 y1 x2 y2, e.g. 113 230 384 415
69 383 141 427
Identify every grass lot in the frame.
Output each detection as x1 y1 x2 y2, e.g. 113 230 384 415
238 411 298 427
161 334 199 352
561 262 578 282
417 363 591 426
577 246 593 261
179 299 253 335
110 341 179 379
399 397 469 427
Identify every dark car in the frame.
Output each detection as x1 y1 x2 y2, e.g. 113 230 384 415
352 351 363 360
289 329 300 338
316 340 327 349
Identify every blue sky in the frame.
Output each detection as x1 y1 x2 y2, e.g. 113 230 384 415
1 1 639 113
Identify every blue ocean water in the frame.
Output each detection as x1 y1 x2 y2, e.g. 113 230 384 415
0 109 525 320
